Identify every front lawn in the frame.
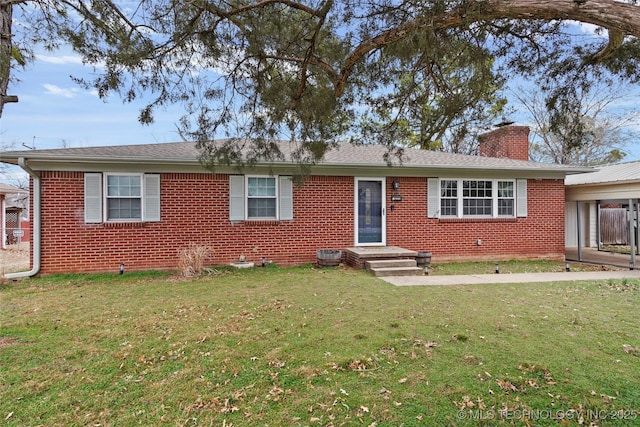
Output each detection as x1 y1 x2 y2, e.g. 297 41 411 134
1 266 638 426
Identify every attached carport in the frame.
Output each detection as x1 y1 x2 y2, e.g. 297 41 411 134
565 161 640 269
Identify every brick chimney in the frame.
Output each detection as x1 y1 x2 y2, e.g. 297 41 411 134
478 125 530 161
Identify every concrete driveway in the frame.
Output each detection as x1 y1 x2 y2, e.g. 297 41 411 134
566 247 638 269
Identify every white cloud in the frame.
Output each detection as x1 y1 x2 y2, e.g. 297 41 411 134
577 22 602 36
42 84 77 98
36 54 84 65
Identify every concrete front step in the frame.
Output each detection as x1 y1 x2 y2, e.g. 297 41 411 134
368 266 425 277
344 246 418 269
365 259 417 270
365 259 424 277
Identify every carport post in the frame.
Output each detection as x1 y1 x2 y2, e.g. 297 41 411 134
1 196 5 250
630 199 636 269
596 201 601 251
576 201 582 261
636 199 640 255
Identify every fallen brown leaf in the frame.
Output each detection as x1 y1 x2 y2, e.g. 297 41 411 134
497 379 518 392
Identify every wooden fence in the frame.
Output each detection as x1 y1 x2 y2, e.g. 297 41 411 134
600 208 628 245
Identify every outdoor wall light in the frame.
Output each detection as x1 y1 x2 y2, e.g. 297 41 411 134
390 179 402 202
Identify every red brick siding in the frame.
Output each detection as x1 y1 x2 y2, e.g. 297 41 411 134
478 126 530 161
35 172 355 274
386 177 565 262
31 172 565 274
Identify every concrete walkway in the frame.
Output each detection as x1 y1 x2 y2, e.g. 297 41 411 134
382 269 640 286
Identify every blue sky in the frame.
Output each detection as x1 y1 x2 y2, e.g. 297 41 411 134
1 49 184 152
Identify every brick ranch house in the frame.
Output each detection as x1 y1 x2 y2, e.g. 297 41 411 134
0 125 591 276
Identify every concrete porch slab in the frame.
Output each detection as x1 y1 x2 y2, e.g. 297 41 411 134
345 246 418 257
344 246 419 269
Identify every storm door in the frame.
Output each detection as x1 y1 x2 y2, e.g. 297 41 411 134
355 178 386 246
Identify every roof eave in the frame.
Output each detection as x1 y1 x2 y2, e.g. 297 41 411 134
315 162 592 176
3 153 593 178
566 178 640 187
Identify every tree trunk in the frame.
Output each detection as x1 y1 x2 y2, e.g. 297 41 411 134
0 1 16 118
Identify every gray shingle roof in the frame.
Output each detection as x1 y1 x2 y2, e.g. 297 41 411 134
0 140 591 175
565 160 640 186
1 141 200 162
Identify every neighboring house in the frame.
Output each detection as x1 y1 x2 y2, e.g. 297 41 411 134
0 125 590 276
565 161 640 259
0 183 28 249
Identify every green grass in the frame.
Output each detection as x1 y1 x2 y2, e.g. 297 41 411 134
1 265 639 426
428 259 607 275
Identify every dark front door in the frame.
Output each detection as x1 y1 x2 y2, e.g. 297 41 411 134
356 178 386 246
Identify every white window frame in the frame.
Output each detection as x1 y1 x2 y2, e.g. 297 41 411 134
462 179 494 217
439 178 517 219
229 175 293 222
105 173 144 222
246 175 279 220
84 172 161 223
439 179 459 217
496 180 516 217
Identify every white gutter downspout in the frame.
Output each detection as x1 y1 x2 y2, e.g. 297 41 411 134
4 158 40 279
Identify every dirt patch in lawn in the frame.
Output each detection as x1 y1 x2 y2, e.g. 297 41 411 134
0 336 18 348
1 243 30 274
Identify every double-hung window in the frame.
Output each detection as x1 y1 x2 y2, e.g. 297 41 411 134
84 173 161 223
229 175 294 221
106 174 142 220
462 180 493 216
247 177 277 219
497 181 515 216
440 180 458 216
429 178 525 218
